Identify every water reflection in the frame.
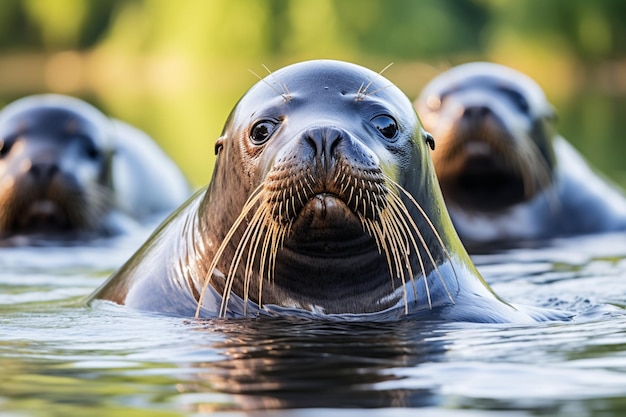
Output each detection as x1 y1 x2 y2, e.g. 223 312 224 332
183 318 449 411
2 229 626 415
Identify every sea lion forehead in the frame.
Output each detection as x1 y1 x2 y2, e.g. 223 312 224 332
423 62 549 111
0 94 112 148
250 60 409 106
230 60 417 132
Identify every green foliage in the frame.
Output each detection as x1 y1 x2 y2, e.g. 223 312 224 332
0 0 625 185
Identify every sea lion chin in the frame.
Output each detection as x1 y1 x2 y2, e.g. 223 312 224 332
90 59 569 323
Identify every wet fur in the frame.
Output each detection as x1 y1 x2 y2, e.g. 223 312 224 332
0 96 116 237
416 62 626 246
90 60 568 323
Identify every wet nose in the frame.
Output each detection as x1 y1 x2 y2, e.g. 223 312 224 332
462 105 491 119
304 126 344 168
28 162 60 183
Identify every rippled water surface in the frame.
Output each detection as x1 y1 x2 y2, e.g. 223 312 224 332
2 229 626 417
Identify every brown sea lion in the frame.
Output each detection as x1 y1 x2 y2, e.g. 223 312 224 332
0 94 189 243
90 60 567 322
415 62 626 247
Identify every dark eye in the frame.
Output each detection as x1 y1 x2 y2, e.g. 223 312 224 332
500 88 529 113
249 120 278 145
74 134 102 160
85 143 102 160
371 115 398 140
0 136 16 158
512 93 529 112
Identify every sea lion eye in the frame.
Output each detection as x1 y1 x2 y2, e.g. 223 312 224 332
73 133 102 160
500 88 529 113
512 93 529 112
0 136 16 158
249 120 278 145
85 143 102 160
371 115 398 140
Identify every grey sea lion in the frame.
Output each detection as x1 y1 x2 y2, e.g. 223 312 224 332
0 94 189 242
90 60 566 322
415 62 626 247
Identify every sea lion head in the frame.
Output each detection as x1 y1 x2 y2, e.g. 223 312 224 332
415 62 558 213
0 95 115 235
199 60 460 315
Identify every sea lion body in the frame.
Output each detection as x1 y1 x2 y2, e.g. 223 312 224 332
0 94 189 241
415 62 626 246
91 60 565 322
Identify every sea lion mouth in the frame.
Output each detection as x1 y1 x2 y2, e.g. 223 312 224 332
0 177 113 234
289 192 365 244
300 193 357 222
20 200 68 230
263 153 389 226
463 140 494 157
434 117 553 211
198 163 457 317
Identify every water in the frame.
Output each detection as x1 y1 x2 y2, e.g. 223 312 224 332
1 229 626 417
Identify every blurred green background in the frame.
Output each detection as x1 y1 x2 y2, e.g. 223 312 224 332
1 0 626 188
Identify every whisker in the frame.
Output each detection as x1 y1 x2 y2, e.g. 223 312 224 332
258 214 275 308
220 201 268 317
248 68 290 101
195 184 265 318
385 177 457 304
262 64 291 100
378 211 411 313
382 200 424 305
385 194 433 308
524 135 559 211
370 220 398 292
364 84 395 98
356 62 394 100
242 208 271 315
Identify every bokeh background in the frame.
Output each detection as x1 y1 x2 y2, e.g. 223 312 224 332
1 0 625 188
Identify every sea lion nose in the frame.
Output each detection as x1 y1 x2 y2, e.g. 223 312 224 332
462 104 491 119
303 126 344 170
28 162 60 184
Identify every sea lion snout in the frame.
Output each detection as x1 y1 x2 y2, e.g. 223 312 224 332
28 162 60 181
303 126 344 171
462 103 492 120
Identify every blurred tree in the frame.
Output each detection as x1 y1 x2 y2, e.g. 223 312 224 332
333 0 489 58
0 0 626 186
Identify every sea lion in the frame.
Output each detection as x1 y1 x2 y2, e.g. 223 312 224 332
0 94 189 241
90 60 565 322
415 62 626 247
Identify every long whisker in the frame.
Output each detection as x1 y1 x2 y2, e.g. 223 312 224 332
385 176 457 304
356 62 394 100
221 205 268 316
195 184 265 318
248 68 290 101
387 191 439 307
262 64 291 100
384 197 430 307
523 135 558 211
378 208 416 310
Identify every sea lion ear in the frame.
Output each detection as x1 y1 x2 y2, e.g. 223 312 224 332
423 131 435 151
547 105 559 124
214 136 225 155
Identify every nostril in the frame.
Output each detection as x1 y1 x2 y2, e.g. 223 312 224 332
29 163 59 181
463 105 491 119
304 127 344 161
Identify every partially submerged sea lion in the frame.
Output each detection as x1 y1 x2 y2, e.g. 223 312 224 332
415 62 626 247
0 94 189 242
90 60 565 322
